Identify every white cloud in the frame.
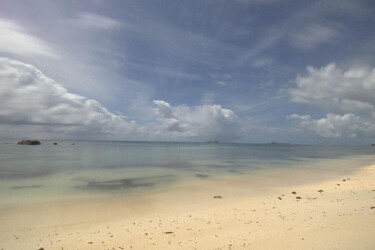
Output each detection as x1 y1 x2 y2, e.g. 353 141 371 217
288 63 375 113
0 18 58 58
288 63 375 139
0 58 244 141
153 100 174 118
150 100 241 141
290 23 340 50
0 58 135 138
289 113 375 138
75 13 122 30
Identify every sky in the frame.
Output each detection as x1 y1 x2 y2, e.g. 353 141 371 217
0 0 374 144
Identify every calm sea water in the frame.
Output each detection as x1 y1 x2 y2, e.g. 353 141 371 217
1 140 374 203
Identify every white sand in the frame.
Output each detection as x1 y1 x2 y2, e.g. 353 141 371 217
1 158 375 249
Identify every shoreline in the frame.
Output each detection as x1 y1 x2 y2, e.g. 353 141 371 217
1 157 375 249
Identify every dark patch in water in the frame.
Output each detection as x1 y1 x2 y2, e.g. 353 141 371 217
195 174 209 179
228 169 243 174
11 185 42 189
87 179 154 190
77 175 175 191
96 162 194 170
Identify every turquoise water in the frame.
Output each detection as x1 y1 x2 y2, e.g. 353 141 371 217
0 140 374 203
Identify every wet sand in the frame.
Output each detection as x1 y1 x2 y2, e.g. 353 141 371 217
1 159 375 249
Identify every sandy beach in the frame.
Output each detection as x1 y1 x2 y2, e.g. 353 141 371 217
1 158 375 250
1 0 375 248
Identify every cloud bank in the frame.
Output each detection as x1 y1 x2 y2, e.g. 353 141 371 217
0 58 241 141
0 58 136 138
289 63 375 138
289 113 375 138
289 63 375 113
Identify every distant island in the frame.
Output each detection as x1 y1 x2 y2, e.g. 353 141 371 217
268 142 290 145
17 140 41 145
206 140 220 144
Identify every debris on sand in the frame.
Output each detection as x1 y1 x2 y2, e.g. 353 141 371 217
318 190 324 193
292 191 297 194
213 195 223 199
164 231 174 234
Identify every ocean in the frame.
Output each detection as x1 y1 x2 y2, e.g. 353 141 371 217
1 140 374 203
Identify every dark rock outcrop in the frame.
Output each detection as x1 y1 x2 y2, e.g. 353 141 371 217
17 140 41 145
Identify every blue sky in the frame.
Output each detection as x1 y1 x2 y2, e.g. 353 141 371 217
0 0 374 144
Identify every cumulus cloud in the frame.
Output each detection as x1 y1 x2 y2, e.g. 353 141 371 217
288 63 375 113
289 113 375 138
288 63 375 138
0 19 58 58
0 58 243 141
0 58 135 138
150 100 241 141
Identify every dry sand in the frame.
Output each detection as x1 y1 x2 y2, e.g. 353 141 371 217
1 158 375 250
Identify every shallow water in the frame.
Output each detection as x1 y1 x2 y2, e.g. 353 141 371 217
0 140 374 203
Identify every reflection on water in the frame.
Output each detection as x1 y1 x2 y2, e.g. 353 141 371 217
0 140 374 203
